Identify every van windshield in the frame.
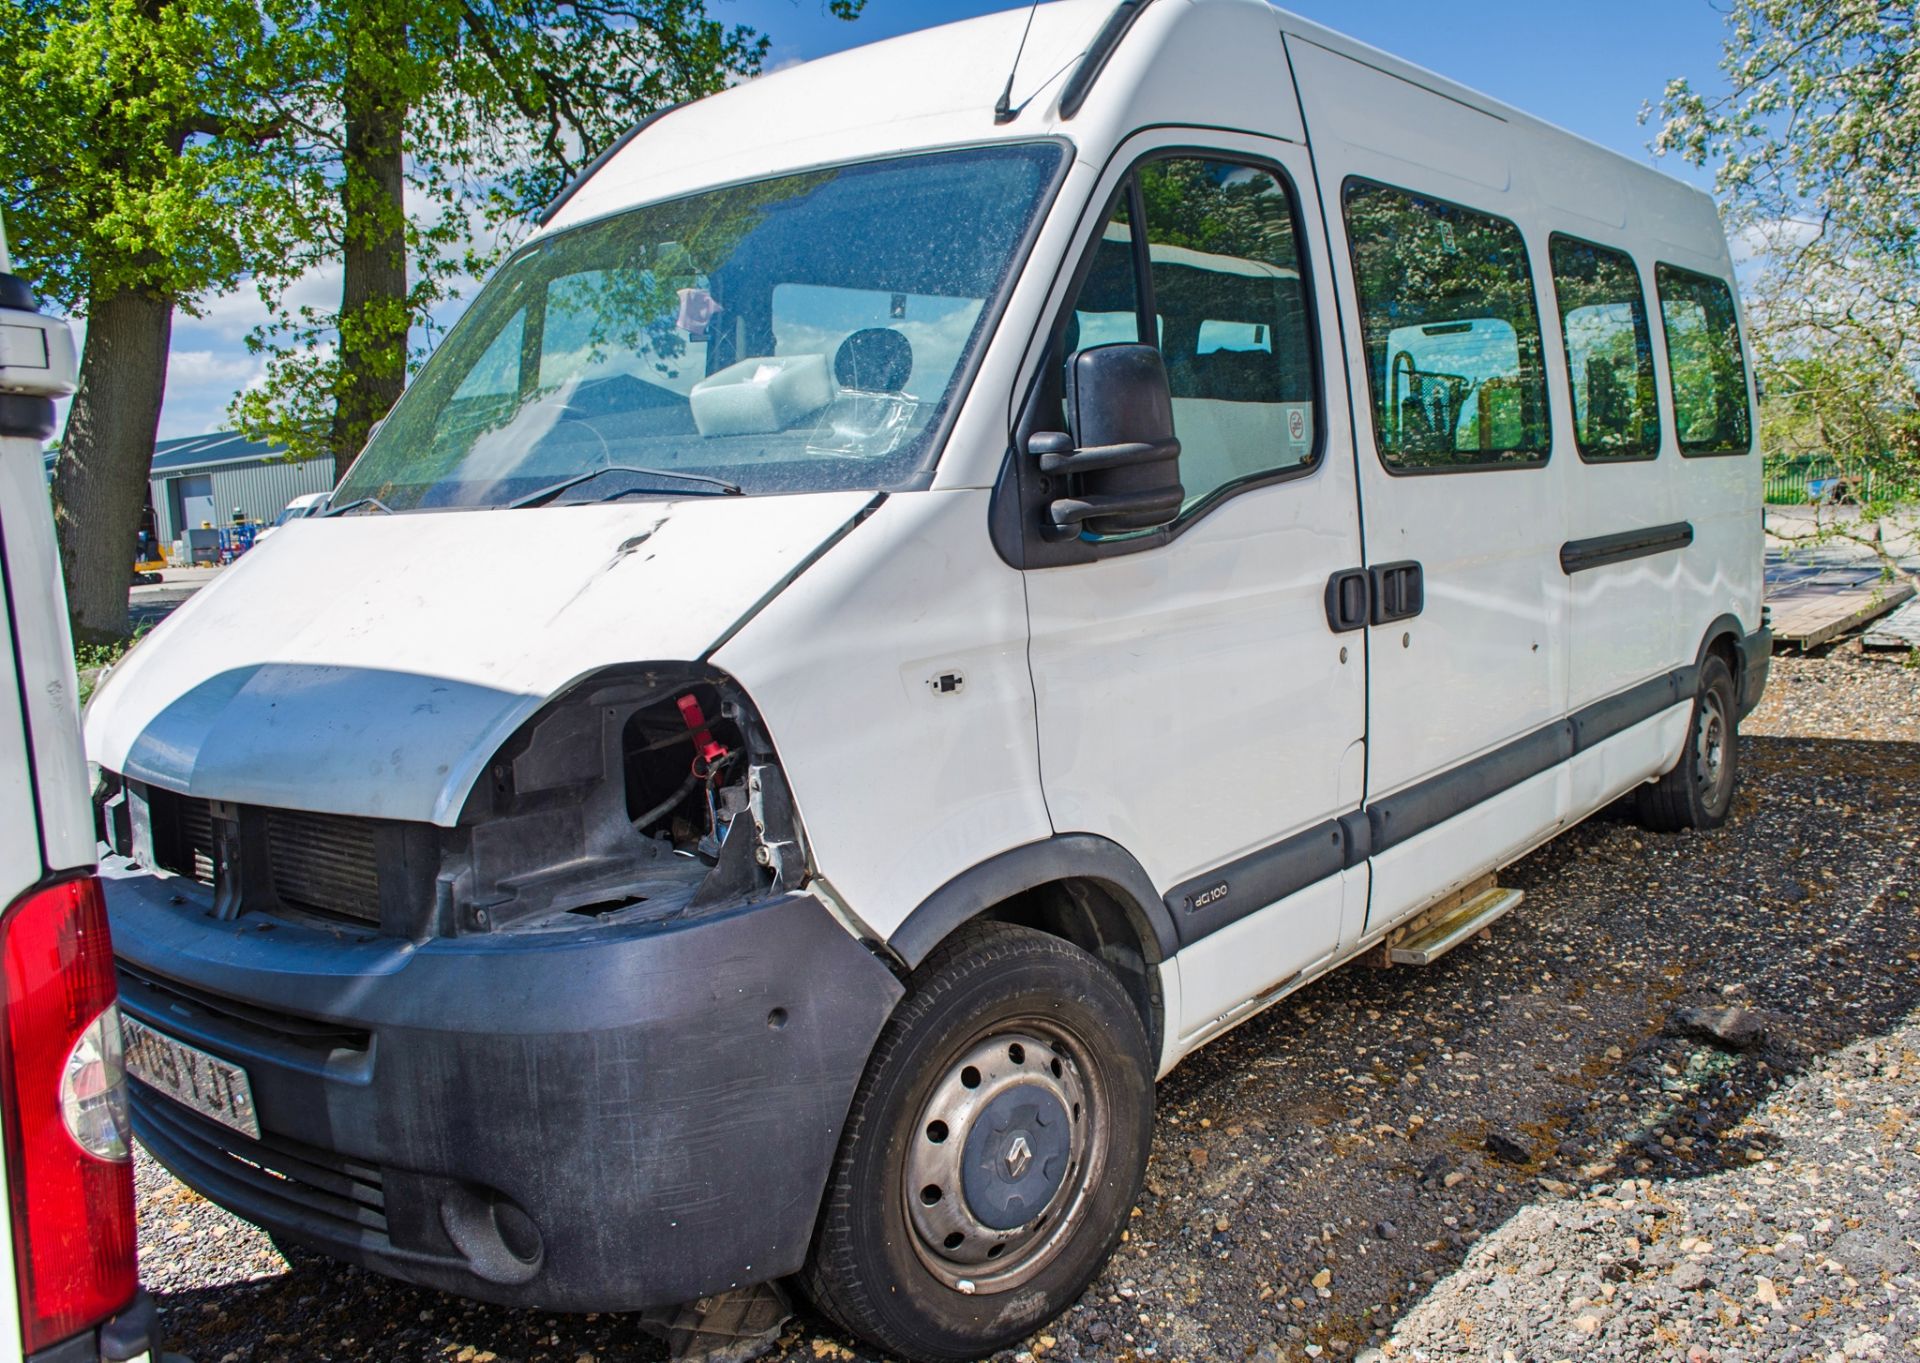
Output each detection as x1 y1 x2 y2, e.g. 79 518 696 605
335 143 1063 511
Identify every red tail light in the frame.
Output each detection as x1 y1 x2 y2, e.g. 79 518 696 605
0 875 136 1352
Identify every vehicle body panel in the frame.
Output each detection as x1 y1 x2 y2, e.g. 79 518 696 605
712 489 1052 935
0 439 93 877
84 492 874 823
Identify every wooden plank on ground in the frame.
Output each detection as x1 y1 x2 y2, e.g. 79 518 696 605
1768 574 1915 650
1863 596 1920 651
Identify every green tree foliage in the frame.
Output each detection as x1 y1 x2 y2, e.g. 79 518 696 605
0 0 322 639
237 0 863 473
1657 0 1919 541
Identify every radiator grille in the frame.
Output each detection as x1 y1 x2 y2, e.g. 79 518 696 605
150 788 215 886
266 809 382 924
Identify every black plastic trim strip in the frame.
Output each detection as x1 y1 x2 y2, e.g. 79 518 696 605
891 832 1178 968
1736 627 1771 718
1163 819 1348 946
1162 663 1702 946
1369 719 1573 856
1560 521 1693 574
535 102 688 226
0 393 55 441
1058 0 1155 120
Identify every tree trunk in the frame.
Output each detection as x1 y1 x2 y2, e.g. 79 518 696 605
52 285 173 642
330 15 410 474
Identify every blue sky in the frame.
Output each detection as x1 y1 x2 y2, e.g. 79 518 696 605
146 0 1735 441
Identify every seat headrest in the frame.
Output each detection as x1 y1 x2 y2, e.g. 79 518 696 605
1171 349 1284 403
834 328 914 392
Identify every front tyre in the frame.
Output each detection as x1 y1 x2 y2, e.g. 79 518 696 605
1637 653 1740 832
802 923 1153 1363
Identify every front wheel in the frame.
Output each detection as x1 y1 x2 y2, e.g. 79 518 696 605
801 923 1153 1363
1637 653 1740 832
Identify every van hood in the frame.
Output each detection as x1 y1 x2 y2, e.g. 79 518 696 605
86 492 875 824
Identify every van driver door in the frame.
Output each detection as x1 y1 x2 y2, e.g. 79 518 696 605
1011 133 1368 1049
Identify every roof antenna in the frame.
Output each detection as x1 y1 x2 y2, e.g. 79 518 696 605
993 0 1043 124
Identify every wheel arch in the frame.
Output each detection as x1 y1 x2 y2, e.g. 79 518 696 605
888 834 1176 1057
1694 611 1748 695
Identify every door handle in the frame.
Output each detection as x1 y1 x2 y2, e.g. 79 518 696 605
1324 569 1369 633
1369 561 1424 625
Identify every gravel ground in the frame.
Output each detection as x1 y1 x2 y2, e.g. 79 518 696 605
1386 1023 1920 1362
134 646 1920 1363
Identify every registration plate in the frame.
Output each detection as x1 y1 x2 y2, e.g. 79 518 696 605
122 1017 261 1139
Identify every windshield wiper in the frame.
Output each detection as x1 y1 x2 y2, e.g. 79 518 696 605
509 464 743 509
322 496 393 518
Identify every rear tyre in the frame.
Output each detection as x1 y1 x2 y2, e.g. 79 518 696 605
802 923 1153 1363
1637 653 1739 832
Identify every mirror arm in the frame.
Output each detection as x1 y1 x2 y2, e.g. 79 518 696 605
1029 431 1182 476
1046 483 1185 535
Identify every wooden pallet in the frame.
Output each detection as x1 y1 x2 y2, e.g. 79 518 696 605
1766 565 1915 650
1863 597 1920 652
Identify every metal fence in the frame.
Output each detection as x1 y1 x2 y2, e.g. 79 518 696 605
1763 457 1920 507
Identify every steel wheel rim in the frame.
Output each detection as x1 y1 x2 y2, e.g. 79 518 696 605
903 1024 1103 1296
1697 690 1732 808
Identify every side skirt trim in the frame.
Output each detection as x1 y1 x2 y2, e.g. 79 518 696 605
1163 665 1698 940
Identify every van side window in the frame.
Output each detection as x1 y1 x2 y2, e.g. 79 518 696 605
1655 264 1752 456
1065 194 1150 354
1136 159 1318 505
1058 157 1319 522
1342 180 1550 471
1549 236 1659 461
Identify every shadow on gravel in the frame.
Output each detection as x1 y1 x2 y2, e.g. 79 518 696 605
144 734 1920 1363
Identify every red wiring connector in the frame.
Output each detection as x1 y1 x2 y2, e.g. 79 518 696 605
677 694 730 775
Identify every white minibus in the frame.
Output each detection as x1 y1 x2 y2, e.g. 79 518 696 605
84 2 1768 1358
0 239 167 1360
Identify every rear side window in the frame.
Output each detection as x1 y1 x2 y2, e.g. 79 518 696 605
1655 264 1752 455
1549 236 1659 461
1342 180 1550 471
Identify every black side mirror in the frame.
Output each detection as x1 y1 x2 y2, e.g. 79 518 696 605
1029 343 1182 538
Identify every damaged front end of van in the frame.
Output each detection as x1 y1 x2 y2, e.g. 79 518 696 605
87 506 907 1309
84 128 1073 1311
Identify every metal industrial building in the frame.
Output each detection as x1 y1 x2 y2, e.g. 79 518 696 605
143 432 336 545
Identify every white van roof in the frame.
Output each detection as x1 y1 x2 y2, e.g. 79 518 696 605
545 0 1718 265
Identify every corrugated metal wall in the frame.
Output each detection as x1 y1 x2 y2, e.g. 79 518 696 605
153 455 336 543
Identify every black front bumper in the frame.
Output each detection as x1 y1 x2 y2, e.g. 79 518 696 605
106 865 903 1312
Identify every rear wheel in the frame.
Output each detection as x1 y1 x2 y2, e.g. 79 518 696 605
1637 653 1739 832
802 923 1152 1363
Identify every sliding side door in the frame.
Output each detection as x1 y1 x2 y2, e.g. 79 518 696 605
1289 37 1571 932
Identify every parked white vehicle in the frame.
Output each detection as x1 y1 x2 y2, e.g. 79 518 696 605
83 3 1767 1359
252 491 328 543
0 235 163 1361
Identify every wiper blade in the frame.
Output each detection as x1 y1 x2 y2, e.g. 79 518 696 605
509 464 743 509
322 496 393 518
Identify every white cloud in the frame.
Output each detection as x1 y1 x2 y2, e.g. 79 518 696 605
167 349 259 386
1730 216 1820 270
